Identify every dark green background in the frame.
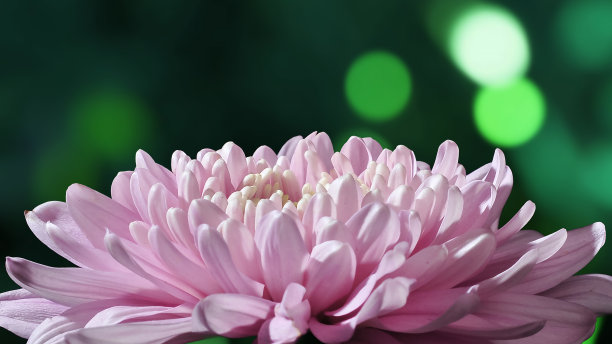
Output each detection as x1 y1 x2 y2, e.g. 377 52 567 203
1 0 611 343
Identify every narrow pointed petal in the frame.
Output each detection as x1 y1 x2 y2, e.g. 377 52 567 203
0 289 68 338
67 184 138 249
6 257 162 307
149 226 223 296
541 274 612 314
104 233 196 303
110 171 137 213
509 222 605 294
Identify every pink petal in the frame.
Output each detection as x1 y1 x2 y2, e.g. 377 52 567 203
328 174 360 224
104 232 196 303
495 200 536 243
313 217 354 248
389 145 417 182
473 249 538 295
305 240 356 314
218 218 264 282
148 226 222 296
6 257 161 307
0 289 68 338
278 135 303 159
431 140 459 180
253 145 278 166
346 202 400 274
110 171 137 213
310 132 334 170
84 304 191 327
65 317 195 344
354 277 414 324
260 283 311 343
477 292 596 344
341 136 371 175
66 184 138 249
187 198 228 233
45 221 124 272
218 141 248 188
192 294 274 337
442 315 545 340
328 246 408 318
254 211 309 301
27 298 135 344
362 137 383 161
509 222 605 294
26 202 119 271
374 289 479 333
422 231 496 290
135 149 177 194
541 274 612 314
196 225 263 297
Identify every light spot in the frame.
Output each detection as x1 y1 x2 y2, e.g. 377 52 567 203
345 51 412 121
474 78 545 147
449 4 530 86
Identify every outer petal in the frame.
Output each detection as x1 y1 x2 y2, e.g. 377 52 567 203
478 292 596 344
192 294 274 337
541 274 612 314
6 258 161 307
25 202 117 270
66 184 138 249
509 222 606 294
65 317 197 344
0 289 68 338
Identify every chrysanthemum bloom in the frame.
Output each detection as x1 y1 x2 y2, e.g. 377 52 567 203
1 132 612 344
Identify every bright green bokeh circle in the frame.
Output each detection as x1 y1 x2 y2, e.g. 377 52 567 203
345 51 412 121
449 4 530 86
474 78 545 147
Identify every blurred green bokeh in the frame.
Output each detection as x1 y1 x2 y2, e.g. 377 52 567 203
1 0 612 343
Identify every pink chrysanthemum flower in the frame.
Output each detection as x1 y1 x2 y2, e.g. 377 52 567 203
1 132 612 344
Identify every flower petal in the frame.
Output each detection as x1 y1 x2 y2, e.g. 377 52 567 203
65 317 196 344
346 202 400 275
66 184 138 249
192 294 274 337
254 211 309 301
6 257 161 307
305 241 356 314
509 222 605 294
477 292 596 344
196 224 263 297
148 226 222 296
541 274 612 314
0 289 68 338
